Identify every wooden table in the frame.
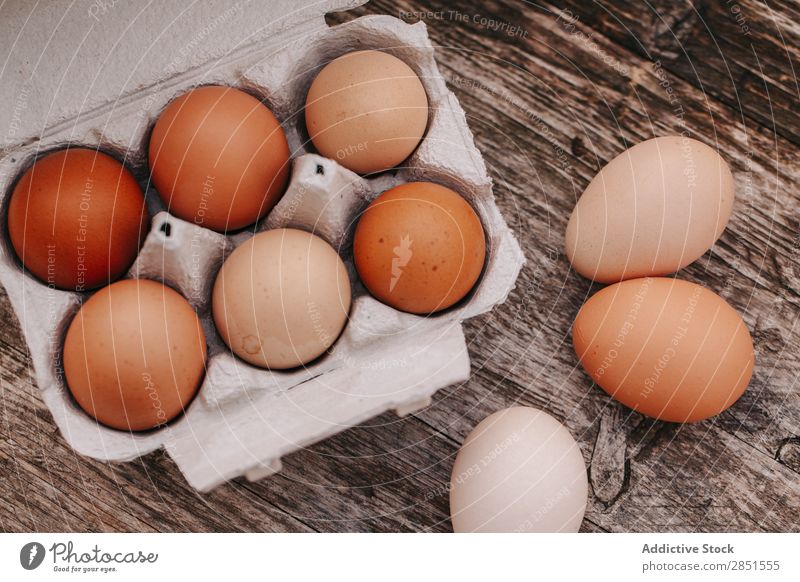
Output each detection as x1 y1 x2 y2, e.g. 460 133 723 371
2 0 798 532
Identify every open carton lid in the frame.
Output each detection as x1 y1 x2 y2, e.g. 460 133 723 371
0 0 366 149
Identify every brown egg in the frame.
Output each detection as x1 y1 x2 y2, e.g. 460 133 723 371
565 136 735 283
7 148 148 291
353 182 485 314
572 277 754 423
63 278 207 431
305 50 428 174
149 86 290 232
212 229 350 369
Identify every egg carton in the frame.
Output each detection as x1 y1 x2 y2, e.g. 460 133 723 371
0 0 524 491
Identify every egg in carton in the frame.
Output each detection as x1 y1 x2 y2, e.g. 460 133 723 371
0 0 524 491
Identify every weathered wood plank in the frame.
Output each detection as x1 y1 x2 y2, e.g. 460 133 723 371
1 0 798 532
334 0 800 532
551 0 800 148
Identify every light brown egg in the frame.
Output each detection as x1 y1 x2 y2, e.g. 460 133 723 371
450 407 588 533
572 277 754 422
353 182 485 314
7 148 148 291
63 279 207 431
305 50 428 174
212 229 350 369
565 136 735 283
149 85 290 232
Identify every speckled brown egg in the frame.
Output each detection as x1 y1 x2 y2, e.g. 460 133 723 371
149 85 290 232
7 148 148 291
63 278 207 431
353 182 485 314
305 50 428 174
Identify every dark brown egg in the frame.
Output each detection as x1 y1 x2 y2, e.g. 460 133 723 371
7 148 148 291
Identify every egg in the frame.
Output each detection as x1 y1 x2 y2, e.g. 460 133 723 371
305 50 428 174
573 277 754 422
212 228 350 369
353 182 485 314
7 148 148 291
63 279 207 431
149 85 290 232
450 407 588 533
565 136 735 283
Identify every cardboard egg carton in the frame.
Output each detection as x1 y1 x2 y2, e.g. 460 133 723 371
0 0 523 491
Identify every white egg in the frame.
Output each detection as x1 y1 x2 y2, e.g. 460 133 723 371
449 407 588 532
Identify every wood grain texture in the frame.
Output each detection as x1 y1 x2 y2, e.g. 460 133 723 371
1 0 798 532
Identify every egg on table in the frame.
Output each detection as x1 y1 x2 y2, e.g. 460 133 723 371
565 136 735 283
63 278 207 431
7 148 148 291
572 277 754 422
450 407 588 533
149 85 290 232
353 182 485 314
212 228 350 369
305 50 428 174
